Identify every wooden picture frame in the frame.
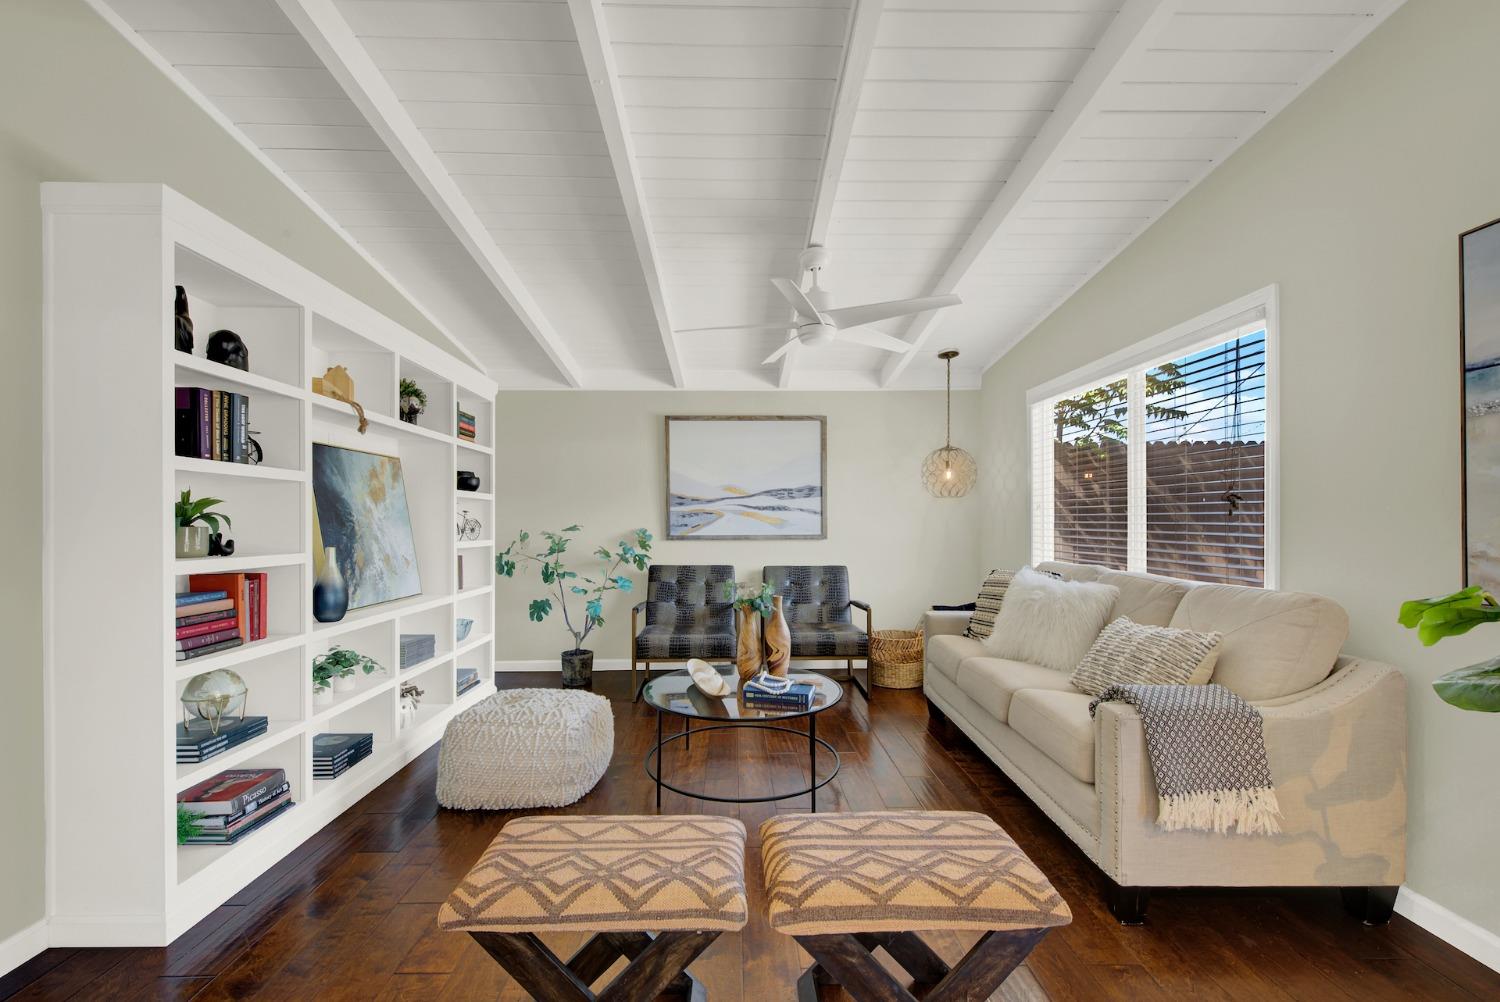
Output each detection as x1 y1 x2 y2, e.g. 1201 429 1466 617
664 415 827 540
1462 217 1500 589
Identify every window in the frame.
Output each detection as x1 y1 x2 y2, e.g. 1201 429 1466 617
1030 290 1276 587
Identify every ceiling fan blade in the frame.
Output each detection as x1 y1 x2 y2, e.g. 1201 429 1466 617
770 277 823 322
839 328 913 354
761 338 800 366
824 293 962 330
677 324 793 335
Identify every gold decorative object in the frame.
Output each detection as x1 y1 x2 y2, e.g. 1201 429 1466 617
312 364 368 433
922 350 977 497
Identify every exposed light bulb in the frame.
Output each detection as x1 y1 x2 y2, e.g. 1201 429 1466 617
944 468 953 480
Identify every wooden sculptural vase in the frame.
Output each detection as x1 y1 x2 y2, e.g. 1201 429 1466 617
764 595 791 677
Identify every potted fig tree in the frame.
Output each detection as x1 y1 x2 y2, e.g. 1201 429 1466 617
496 526 651 688
1399 586 1500 710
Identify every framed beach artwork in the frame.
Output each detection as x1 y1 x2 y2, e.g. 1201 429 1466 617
665 416 827 540
312 443 422 610
1463 217 1500 590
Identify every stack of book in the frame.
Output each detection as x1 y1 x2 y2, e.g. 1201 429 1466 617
175 386 251 463
175 590 243 661
178 768 293 845
314 733 373 780
400 633 436 669
456 667 481 697
176 715 268 764
186 572 269 653
742 672 816 711
456 406 476 441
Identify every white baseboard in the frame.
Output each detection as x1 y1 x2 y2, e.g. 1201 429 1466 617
0 919 48 977
1395 886 1500 973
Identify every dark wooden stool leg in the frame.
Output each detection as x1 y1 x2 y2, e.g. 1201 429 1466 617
566 933 627 985
796 934 918 1002
474 928 719 1002
864 932 951 985
596 930 720 1002
926 928 1046 1002
794 928 1051 1002
470 932 593 1001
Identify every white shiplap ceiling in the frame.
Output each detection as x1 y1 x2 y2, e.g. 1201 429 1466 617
93 0 1402 389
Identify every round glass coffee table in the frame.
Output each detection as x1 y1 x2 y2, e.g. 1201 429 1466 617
642 664 843 812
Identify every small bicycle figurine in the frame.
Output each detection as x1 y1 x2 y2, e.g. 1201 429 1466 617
456 509 482 541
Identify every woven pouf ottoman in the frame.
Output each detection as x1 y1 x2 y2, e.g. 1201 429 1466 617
439 815 748 1000
760 811 1071 1001
436 688 612 810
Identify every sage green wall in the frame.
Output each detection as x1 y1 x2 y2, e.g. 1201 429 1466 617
978 0 1500 936
0 0 461 949
493 391 982 663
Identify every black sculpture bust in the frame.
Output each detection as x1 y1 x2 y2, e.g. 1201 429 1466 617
206 329 250 371
174 286 193 353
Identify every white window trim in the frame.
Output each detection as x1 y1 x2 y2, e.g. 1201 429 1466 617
1028 284 1280 589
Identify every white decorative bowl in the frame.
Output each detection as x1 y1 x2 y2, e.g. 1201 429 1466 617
687 658 729 697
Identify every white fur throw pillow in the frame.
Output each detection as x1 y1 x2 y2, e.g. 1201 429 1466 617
982 566 1120 673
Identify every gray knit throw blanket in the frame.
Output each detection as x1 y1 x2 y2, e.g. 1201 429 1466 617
1089 683 1281 836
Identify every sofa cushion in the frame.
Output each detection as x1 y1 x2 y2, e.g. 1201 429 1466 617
1008 689 1097 784
1097 570 1191 627
1169 585 1348 701
926 634 987 683
1035 560 1103 582
1068 617 1221 696
983 568 1119 673
957 658 1081 723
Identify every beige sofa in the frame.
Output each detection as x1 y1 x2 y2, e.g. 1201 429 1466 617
923 560 1406 925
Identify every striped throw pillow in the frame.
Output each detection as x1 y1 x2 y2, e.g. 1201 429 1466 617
965 570 1016 639
1069 617 1222 696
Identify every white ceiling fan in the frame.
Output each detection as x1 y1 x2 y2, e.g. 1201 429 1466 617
677 246 962 365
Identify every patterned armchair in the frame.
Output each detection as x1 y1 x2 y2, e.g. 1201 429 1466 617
762 565 872 696
630 564 737 699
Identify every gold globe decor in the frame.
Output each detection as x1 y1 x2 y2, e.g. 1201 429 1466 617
180 668 249 735
922 350 977 497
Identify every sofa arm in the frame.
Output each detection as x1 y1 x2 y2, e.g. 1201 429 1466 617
923 610 970 639
1094 657 1406 888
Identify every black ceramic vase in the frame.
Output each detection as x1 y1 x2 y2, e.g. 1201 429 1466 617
207 329 250 371
456 470 481 492
174 286 193 353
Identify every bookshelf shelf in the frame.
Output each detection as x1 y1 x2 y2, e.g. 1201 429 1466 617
42 184 497 947
457 584 494 600
454 632 493 660
457 539 493 550
457 490 494 502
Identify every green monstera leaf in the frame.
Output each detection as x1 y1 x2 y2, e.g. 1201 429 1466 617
1433 658 1500 712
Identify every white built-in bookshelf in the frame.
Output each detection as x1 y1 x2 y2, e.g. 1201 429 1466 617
41 184 498 946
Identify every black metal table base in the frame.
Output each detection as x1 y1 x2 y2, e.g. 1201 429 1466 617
646 719 841 812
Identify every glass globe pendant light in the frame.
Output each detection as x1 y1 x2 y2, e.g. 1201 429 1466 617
921 350 977 498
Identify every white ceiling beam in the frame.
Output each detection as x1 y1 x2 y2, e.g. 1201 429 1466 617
273 0 585 388
879 0 1178 387
567 0 683 388
780 0 884 389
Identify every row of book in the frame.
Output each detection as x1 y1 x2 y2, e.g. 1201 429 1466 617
457 405 477 441
315 732 372 780
175 386 252 463
456 667 481 698
177 715 268 764
175 573 269 661
179 768 293 845
400 633 436 670
742 672 817 711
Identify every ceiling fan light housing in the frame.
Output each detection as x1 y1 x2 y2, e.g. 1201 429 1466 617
800 322 835 345
922 446 977 498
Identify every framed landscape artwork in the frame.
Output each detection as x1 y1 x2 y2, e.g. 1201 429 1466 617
1463 217 1500 590
312 443 423 610
665 416 827 540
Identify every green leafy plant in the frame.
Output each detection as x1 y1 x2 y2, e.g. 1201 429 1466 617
1398 586 1500 711
725 580 776 618
312 645 384 691
1051 364 1187 452
177 803 205 845
399 377 427 409
175 489 232 534
497 526 652 652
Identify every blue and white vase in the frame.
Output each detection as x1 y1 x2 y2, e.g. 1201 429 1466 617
313 546 348 623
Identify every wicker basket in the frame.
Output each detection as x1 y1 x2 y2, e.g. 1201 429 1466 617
869 628 925 689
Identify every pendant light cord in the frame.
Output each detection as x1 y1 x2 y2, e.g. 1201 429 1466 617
945 354 952 449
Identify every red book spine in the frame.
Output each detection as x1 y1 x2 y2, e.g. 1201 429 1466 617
176 617 236 640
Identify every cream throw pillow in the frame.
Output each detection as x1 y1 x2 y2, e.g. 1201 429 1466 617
1069 617 1223 696
981 566 1119 673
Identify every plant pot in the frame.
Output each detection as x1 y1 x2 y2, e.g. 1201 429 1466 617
561 649 594 689
313 546 349 623
176 525 210 559
313 685 333 707
736 607 763 682
764 595 791 677
332 673 358 693
399 398 423 424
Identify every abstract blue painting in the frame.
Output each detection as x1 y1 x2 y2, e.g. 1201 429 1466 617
665 416 826 540
312 443 422 610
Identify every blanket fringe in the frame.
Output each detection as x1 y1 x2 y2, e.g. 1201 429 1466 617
1157 787 1282 835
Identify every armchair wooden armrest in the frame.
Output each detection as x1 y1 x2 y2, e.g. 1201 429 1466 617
849 599 872 634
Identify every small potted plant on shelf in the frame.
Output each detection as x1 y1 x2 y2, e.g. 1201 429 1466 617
725 581 775 681
312 645 384 705
399 377 427 424
496 526 652 688
175 489 231 559
176 803 204 845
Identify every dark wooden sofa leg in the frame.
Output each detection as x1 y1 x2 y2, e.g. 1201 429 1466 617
1341 886 1398 926
1107 881 1150 926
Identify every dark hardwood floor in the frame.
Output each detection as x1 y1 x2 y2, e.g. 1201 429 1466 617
5 671 1497 1001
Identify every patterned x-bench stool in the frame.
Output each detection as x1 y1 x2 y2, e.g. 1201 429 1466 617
439 815 747 1001
760 811 1071 1002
